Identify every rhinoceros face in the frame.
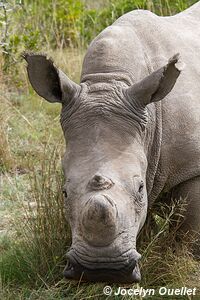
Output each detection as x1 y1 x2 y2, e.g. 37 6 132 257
61 122 147 282
23 53 181 283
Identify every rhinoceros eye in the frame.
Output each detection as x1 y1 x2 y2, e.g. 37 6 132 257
138 181 144 194
62 189 68 198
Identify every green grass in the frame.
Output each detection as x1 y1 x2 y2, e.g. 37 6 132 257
1 0 200 299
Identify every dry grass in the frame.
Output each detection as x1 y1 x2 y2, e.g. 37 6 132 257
0 63 15 172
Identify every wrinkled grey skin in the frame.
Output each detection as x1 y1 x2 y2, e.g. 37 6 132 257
23 2 200 283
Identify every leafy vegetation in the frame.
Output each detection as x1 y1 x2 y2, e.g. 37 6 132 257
0 0 200 299
0 0 197 72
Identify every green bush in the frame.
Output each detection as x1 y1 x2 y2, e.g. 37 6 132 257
0 0 198 72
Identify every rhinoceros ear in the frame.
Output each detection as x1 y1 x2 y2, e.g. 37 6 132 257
23 53 80 103
125 54 184 107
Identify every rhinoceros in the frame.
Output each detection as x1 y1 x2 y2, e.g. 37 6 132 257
23 2 200 283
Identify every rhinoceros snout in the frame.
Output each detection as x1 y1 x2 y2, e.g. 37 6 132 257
81 195 117 246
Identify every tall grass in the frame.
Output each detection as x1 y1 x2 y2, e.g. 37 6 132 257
0 147 70 287
139 199 199 288
0 83 15 172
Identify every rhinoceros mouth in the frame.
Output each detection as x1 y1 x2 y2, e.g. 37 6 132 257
63 259 141 283
64 249 141 283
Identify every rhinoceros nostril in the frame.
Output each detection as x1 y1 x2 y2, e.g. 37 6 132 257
88 174 114 191
93 174 103 183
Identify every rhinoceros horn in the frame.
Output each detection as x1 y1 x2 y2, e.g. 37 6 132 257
125 53 184 107
23 53 80 104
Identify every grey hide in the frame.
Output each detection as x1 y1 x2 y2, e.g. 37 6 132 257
23 2 200 283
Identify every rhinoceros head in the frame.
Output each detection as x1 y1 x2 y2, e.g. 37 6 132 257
23 53 181 283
